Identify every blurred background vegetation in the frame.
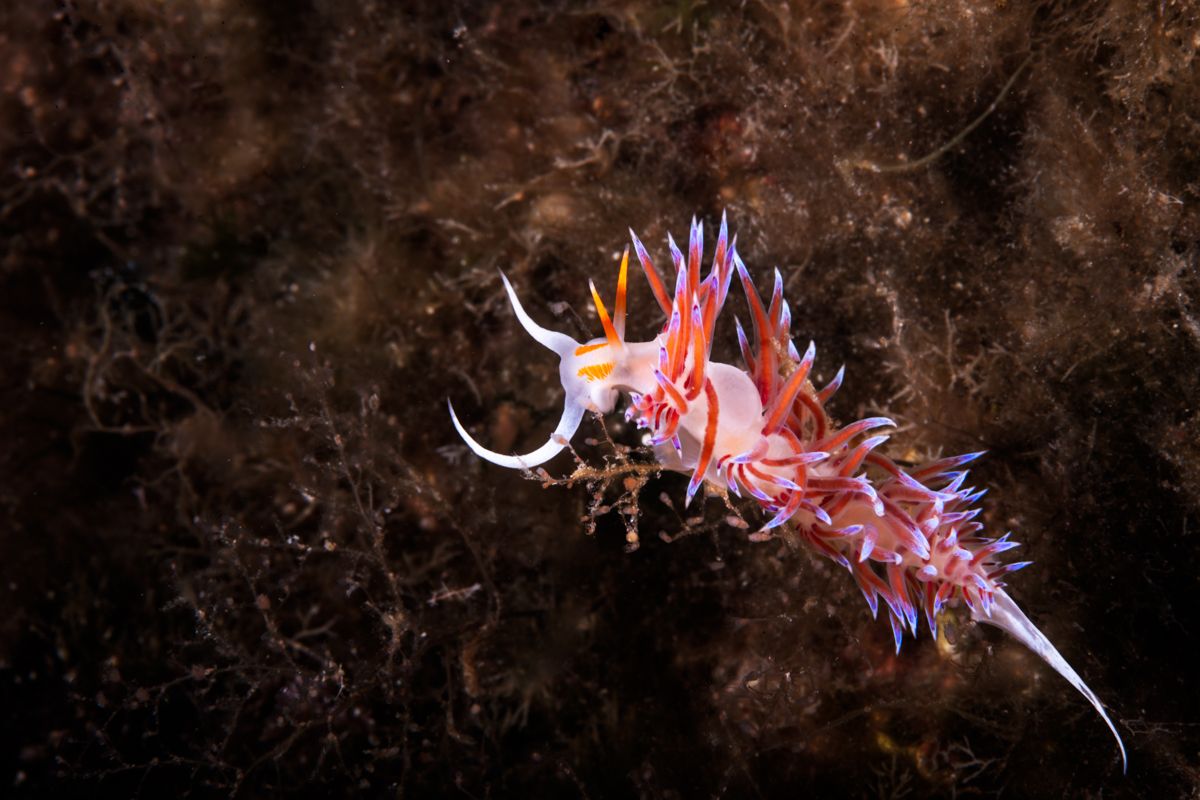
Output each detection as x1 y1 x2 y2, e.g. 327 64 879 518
2 1 1198 796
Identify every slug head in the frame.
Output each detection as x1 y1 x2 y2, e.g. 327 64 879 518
447 272 586 469
449 249 656 469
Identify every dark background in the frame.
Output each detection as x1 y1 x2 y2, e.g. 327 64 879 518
2 1 1198 797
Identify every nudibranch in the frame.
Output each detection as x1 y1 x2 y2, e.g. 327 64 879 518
449 215 1127 770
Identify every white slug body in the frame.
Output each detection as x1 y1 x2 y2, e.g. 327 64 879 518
448 216 1127 771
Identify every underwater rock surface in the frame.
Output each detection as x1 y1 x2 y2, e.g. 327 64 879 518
2 2 1198 797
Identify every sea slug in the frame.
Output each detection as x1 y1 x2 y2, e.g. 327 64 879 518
449 215 1127 770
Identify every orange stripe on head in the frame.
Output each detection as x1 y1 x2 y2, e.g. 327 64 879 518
573 342 609 357
589 279 622 349
614 246 628 341
577 362 615 382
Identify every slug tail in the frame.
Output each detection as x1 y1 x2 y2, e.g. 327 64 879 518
974 588 1127 773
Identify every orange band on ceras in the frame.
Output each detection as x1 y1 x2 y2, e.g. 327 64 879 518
653 370 688 413
686 312 709 401
685 377 720 503
701 290 719 344
762 351 814 434
736 265 776 403
589 279 622 350
630 232 672 315
613 246 628 341
667 292 692 383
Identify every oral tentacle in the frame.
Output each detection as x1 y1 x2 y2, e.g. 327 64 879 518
449 398 585 470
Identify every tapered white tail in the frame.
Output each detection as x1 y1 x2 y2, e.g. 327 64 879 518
973 588 1127 772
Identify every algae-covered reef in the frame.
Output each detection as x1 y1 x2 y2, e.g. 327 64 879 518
2 2 1199 797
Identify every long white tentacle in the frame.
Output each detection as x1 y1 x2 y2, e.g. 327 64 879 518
499 272 578 357
447 272 586 468
449 399 585 470
974 588 1127 772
